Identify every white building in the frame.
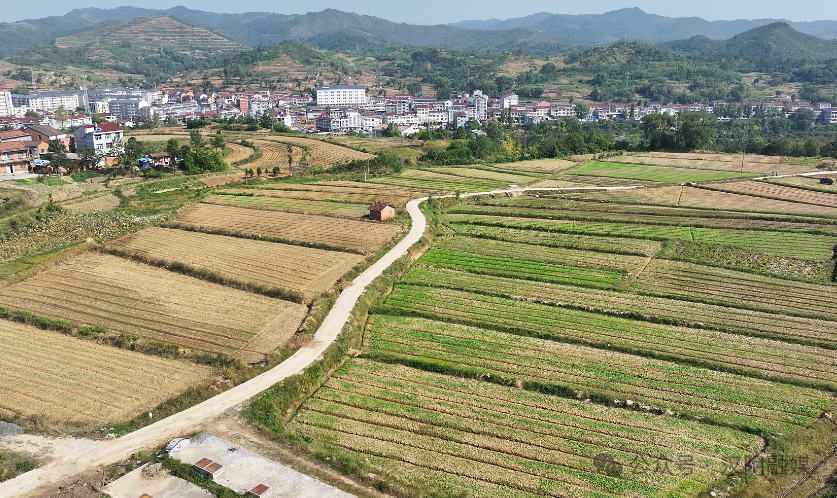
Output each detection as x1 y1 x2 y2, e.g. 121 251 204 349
315 85 367 107
73 123 124 157
108 99 150 120
501 94 519 109
11 91 86 114
0 90 13 117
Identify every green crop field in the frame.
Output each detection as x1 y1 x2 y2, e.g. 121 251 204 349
570 162 753 183
251 167 837 498
204 195 369 217
289 358 765 498
401 265 837 349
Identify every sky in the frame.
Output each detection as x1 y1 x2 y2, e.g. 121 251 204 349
1 0 834 24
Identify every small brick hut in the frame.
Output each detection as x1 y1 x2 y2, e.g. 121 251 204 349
369 202 395 221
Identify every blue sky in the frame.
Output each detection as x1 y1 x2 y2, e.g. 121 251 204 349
2 0 833 24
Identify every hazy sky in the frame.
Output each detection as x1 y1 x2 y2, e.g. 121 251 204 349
2 0 834 24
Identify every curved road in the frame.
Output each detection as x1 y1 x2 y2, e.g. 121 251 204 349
0 186 636 498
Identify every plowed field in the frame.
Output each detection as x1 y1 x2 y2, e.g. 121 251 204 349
265 136 374 168
711 182 837 207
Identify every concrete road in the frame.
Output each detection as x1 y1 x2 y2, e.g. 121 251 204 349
0 186 636 497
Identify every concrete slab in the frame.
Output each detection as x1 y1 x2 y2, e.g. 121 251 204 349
171 433 354 498
103 463 213 498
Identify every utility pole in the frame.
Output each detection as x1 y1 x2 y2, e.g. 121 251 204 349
364 159 369 182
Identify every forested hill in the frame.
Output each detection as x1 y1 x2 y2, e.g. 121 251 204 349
663 22 837 59
2 6 837 57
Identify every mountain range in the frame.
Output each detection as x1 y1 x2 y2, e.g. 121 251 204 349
2 6 837 58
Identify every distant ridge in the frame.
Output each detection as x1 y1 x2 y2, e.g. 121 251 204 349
662 22 837 59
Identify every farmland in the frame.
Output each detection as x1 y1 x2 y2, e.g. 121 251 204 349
224 142 254 164
262 136 375 168
0 253 307 360
569 162 755 183
372 168 504 192
566 185 837 216
289 358 766 498
768 175 837 193
108 227 363 298
204 194 370 217
264 161 837 498
0 318 210 426
222 181 417 207
172 202 404 253
710 181 837 207
607 152 825 176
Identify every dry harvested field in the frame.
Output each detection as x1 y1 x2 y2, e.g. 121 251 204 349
204 194 369 218
768 175 837 193
108 227 363 298
173 203 403 254
220 185 415 208
0 319 210 426
499 158 578 173
225 142 253 164
0 253 307 360
571 186 837 217
249 139 298 173
264 136 375 168
63 194 120 213
608 152 824 175
710 181 837 207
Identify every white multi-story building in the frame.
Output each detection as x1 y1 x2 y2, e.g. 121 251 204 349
73 123 124 156
11 91 86 113
108 99 149 120
501 94 519 109
315 85 367 107
0 90 13 117
89 88 166 105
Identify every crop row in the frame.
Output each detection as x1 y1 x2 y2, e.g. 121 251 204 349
286 358 764 498
437 236 649 273
442 212 836 260
448 223 662 256
204 195 369 217
634 260 837 321
475 197 837 233
402 266 837 349
420 249 624 288
376 285 837 390
364 315 828 433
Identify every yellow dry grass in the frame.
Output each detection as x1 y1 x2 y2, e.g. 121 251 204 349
108 227 363 298
173 203 404 253
0 253 307 359
264 136 375 168
0 319 211 426
64 194 120 213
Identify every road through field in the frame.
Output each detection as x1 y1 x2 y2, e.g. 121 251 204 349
0 185 638 498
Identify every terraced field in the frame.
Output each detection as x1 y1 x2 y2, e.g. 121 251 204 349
108 227 363 298
0 319 210 426
204 195 369 217
290 359 765 498
607 152 823 176
224 142 253 164
710 181 837 207
372 169 501 192
265 136 375 168
173 203 404 254
443 212 837 260
570 162 752 183
768 176 837 193
571 186 837 217
0 253 307 360
428 167 541 186
222 182 417 207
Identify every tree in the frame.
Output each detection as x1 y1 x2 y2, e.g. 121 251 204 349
55 105 69 129
258 111 276 131
406 81 422 96
47 140 69 174
211 134 226 151
78 147 99 170
789 108 815 132
381 123 401 137
641 113 677 150
677 112 718 150
574 102 590 120
189 129 206 151
121 137 151 168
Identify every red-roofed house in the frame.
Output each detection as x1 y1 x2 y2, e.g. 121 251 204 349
0 141 32 174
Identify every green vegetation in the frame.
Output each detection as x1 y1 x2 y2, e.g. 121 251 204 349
0 451 38 483
571 162 752 183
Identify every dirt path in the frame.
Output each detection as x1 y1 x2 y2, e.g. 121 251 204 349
0 185 638 498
